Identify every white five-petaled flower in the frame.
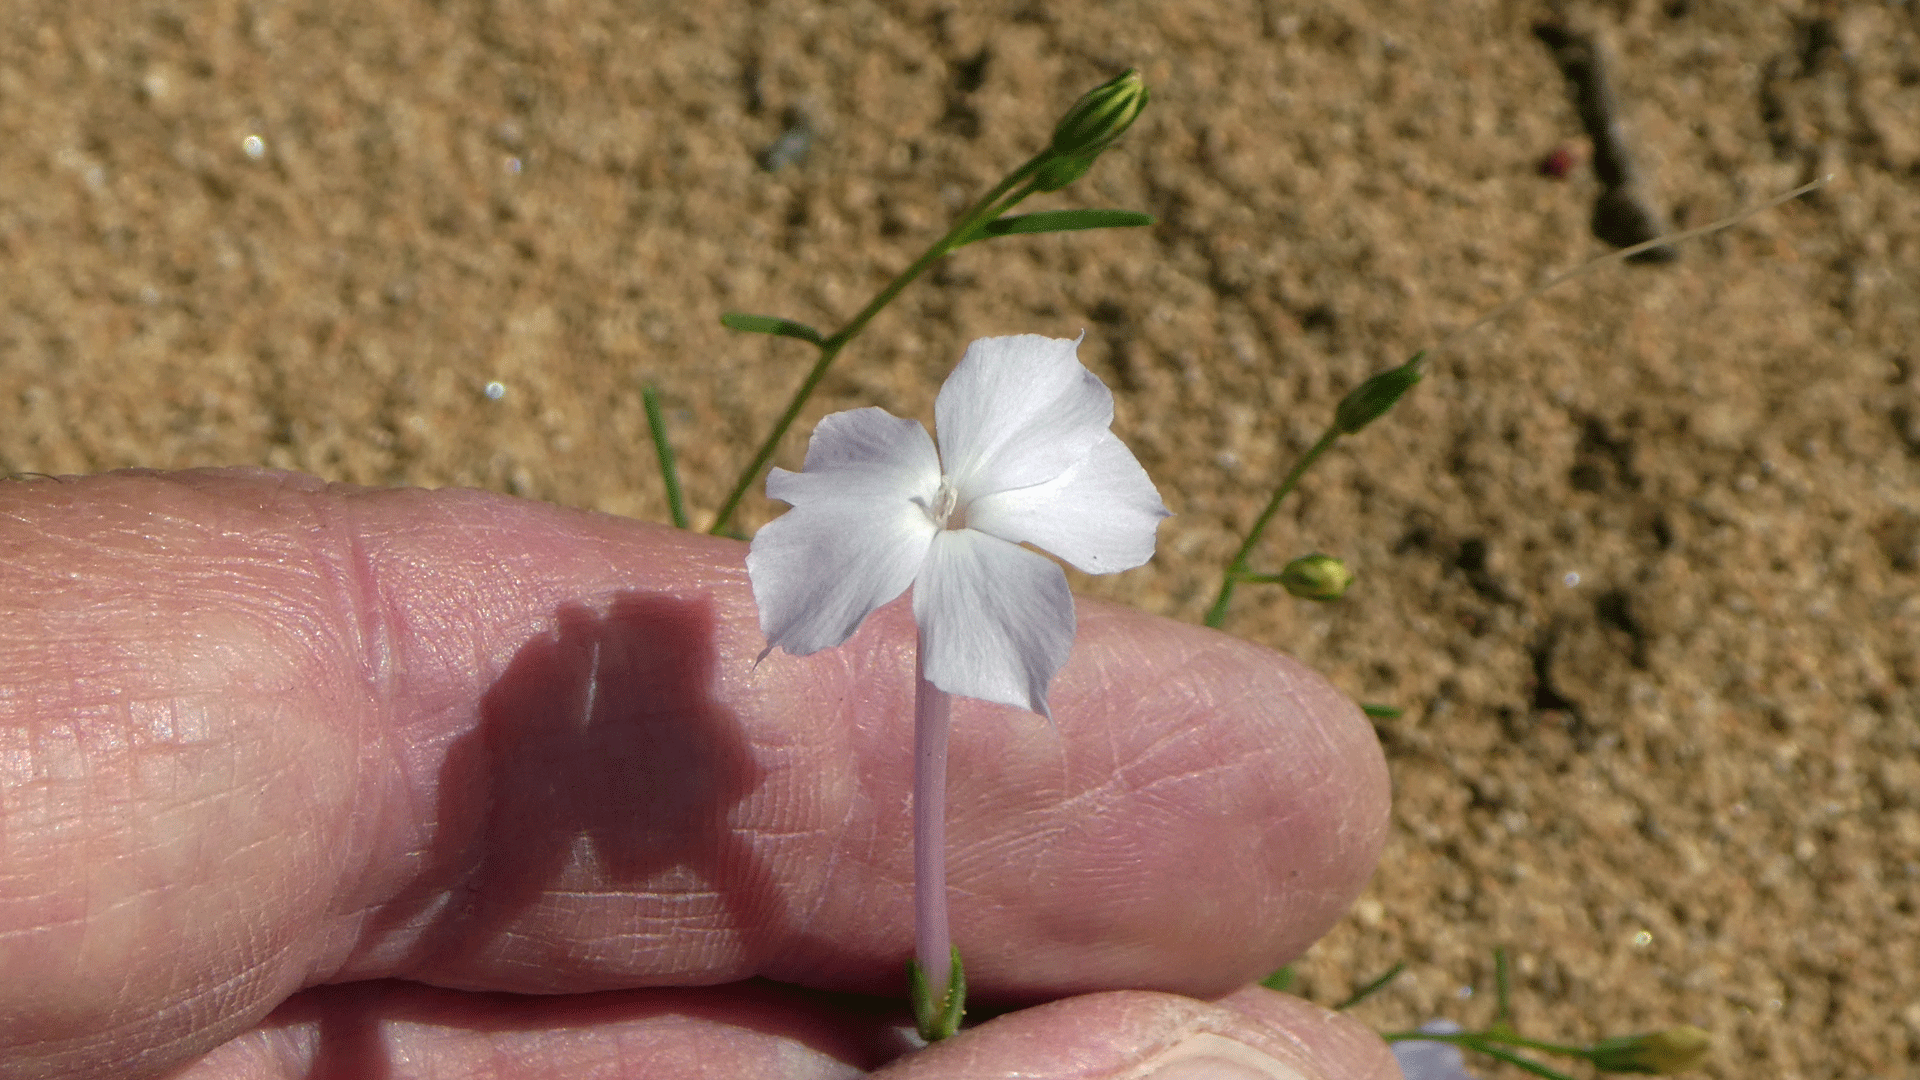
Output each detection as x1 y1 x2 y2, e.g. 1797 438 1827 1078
746 333 1169 716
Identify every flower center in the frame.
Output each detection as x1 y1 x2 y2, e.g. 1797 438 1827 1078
924 475 968 531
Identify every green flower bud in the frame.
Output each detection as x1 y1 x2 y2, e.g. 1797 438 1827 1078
1334 357 1423 435
1048 68 1149 160
1589 1026 1710 1075
1280 553 1354 602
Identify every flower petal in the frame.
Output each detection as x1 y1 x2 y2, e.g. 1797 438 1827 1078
782 405 939 474
747 408 941 655
912 528 1075 717
965 431 1169 574
935 334 1114 501
1391 1022 1479 1080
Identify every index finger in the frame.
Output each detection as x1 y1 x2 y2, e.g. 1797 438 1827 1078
0 468 1388 1077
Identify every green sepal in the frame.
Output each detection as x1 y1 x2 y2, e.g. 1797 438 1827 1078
1032 152 1098 192
719 311 826 346
1259 965 1295 992
1334 353 1424 434
958 209 1155 247
907 946 967 1042
1361 703 1405 719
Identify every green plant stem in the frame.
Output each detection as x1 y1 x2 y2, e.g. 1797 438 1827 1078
1203 424 1342 628
1449 1042 1578 1080
1332 962 1406 1011
706 154 1051 536
1494 947 1514 1030
641 385 688 530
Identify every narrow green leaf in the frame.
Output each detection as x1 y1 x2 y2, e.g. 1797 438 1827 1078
719 312 825 346
641 385 688 530
1362 703 1404 719
1334 962 1406 1010
963 209 1155 245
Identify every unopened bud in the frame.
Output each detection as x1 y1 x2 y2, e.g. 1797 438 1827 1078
1589 1026 1710 1075
1334 357 1423 435
1280 553 1353 602
1047 67 1148 160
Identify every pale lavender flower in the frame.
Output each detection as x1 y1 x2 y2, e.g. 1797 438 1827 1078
746 332 1166 1036
747 332 1167 717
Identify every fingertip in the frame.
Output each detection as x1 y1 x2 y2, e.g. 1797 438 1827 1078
1210 986 1405 1080
871 990 1400 1080
974 602 1391 994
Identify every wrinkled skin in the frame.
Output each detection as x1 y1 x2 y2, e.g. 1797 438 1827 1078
0 469 1397 1080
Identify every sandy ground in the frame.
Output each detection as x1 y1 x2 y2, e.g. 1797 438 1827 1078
3 1 1917 1076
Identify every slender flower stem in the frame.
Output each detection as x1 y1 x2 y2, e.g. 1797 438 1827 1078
707 153 1052 536
1203 424 1342 628
822 166 1047 354
1381 1029 1589 1057
912 636 955 995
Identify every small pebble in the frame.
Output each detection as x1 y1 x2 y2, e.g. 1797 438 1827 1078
1538 143 1580 178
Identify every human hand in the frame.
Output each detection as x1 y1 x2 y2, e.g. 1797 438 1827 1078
1 468 1395 1079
